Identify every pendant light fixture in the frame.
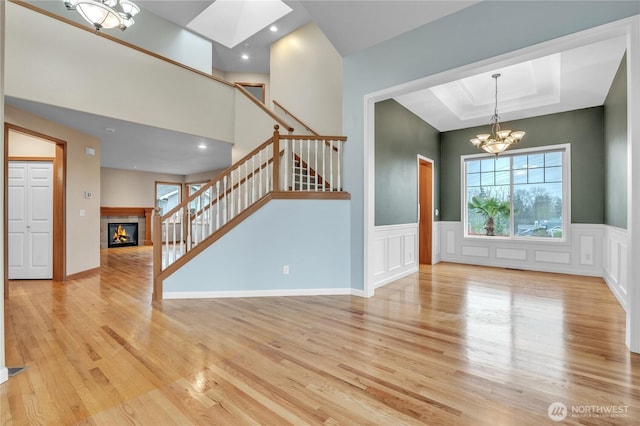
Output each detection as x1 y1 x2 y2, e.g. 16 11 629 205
470 73 525 155
63 0 140 31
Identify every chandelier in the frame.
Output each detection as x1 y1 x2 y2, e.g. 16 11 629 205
63 0 140 31
470 73 525 155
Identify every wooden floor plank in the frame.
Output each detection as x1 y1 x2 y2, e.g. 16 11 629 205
1 246 639 425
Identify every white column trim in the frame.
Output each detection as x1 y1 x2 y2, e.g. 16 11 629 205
625 15 640 353
0 0 7 385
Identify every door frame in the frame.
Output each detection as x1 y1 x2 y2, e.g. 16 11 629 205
417 155 434 265
4 124 66 298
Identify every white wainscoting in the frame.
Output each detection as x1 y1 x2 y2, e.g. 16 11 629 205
603 225 628 310
438 222 605 277
373 223 418 288
371 222 628 311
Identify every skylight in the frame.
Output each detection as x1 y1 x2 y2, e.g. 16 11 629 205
186 0 292 49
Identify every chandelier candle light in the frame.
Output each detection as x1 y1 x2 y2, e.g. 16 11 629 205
63 0 140 31
470 73 525 155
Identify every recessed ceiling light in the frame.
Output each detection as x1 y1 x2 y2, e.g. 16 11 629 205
270 25 278 32
104 127 116 134
198 143 207 149
241 53 249 60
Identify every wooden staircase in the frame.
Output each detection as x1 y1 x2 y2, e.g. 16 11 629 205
152 125 348 301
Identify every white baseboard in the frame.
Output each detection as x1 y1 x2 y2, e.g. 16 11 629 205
0 367 8 384
164 287 358 299
374 266 419 289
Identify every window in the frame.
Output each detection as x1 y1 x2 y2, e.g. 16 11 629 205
464 145 568 239
155 182 182 216
187 182 210 214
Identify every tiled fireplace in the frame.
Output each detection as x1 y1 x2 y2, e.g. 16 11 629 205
100 207 154 249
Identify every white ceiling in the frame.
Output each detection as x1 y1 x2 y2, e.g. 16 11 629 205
136 0 480 73
9 1 628 176
395 36 628 131
6 96 232 175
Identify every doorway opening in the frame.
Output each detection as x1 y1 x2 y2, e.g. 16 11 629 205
4 124 66 298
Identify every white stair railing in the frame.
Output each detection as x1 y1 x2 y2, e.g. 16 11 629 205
153 125 347 300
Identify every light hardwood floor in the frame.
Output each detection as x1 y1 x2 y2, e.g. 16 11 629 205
2 246 639 425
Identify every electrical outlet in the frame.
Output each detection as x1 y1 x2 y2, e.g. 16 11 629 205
283 265 289 275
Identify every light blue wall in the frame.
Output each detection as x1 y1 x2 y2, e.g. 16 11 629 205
342 1 640 289
28 1 213 73
164 200 351 293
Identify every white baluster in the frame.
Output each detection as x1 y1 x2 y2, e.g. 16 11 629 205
251 155 256 203
337 140 342 192
330 140 334 192
216 181 220 231
314 139 319 191
283 139 288 191
322 140 326 191
207 185 213 237
164 218 169 268
199 193 203 243
290 140 295 191
186 207 192 251
172 211 177 261
230 170 235 219
305 141 311 191
267 144 272 192
298 139 303 191
223 175 228 222
244 162 248 210
258 149 263 198
238 167 243 212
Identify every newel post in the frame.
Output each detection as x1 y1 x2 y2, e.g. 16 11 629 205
152 207 162 302
272 124 280 191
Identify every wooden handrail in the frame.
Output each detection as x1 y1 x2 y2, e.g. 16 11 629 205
280 135 348 142
235 84 294 133
161 128 346 221
273 100 319 136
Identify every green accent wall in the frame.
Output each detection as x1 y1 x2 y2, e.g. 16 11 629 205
604 54 628 229
440 107 605 223
375 99 440 226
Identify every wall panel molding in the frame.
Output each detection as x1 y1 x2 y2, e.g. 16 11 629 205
373 223 418 288
439 222 604 277
603 225 628 310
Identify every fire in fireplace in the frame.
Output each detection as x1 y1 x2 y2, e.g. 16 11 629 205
108 223 139 248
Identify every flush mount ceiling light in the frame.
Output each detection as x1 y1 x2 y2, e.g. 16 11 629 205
63 0 140 31
470 73 526 155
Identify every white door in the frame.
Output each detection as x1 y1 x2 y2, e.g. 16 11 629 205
8 161 53 279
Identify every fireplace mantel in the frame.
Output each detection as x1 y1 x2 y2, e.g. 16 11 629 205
101 207 154 245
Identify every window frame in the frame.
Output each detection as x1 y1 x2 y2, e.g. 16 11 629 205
461 143 571 242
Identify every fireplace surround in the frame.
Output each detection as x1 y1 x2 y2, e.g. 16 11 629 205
100 207 153 249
